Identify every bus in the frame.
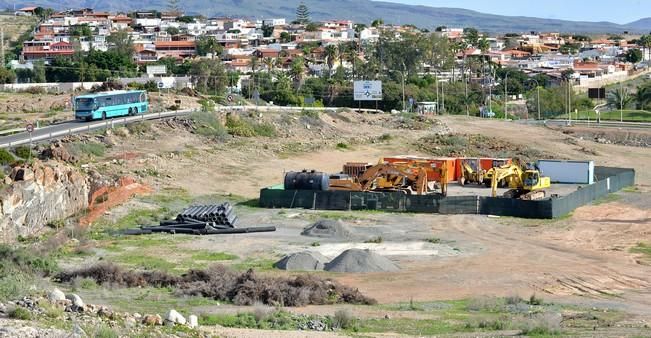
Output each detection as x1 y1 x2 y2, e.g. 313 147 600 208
74 90 149 121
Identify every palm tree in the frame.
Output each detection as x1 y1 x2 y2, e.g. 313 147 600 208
636 82 651 109
607 87 633 110
290 57 305 90
263 57 276 72
478 37 490 54
324 44 338 76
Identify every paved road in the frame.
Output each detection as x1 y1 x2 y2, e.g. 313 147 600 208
544 119 651 130
0 109 194 148
0 105 383 148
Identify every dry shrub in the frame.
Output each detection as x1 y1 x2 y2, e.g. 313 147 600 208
55 263 375 307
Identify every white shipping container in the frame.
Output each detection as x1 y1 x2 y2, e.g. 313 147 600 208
537 160 594 184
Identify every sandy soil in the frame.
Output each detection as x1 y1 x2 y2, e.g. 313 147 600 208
71 112 651 333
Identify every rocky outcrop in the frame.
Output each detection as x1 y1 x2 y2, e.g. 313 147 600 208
0 160 89 241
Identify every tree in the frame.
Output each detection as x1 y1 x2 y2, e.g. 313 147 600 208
560 43 580 55
305 22 320 32
261 23 274 38
636 82 651 109
463 27 480 47
639 35 651 63
607 87 633 110
280 32 291 43
196 36 222 59
189 59 226 94
295 2 310 24
561 69 575 81
177 16 195 23
324 44 338 75
0 68 16 84
33 61 46 83
478 37 490 54
262 57 276 72
371 19 384 28
107 30 134 58
290 57 305 89
624 48 643 63
168 0 181 12
166 26 180 36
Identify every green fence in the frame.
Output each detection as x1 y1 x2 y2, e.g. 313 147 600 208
259 167 635 219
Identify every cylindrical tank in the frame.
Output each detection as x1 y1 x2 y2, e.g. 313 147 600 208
284 170 330 191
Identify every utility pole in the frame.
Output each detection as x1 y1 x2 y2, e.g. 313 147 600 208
620 82 624 122
537 86 541 120
401 62 406 112
504 72 509 121
1 26 4 67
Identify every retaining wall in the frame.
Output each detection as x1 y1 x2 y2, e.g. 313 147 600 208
259 166 635 219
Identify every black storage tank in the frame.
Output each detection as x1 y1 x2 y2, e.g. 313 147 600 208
284 170 330 191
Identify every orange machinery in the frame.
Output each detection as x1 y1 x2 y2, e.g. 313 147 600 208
381 156 457 182
332 159 448 196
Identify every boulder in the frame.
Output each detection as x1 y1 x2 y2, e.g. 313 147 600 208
165 309 186 325
188 314 198 329
47 288 66 303
65 293 84 311
142 314 163 326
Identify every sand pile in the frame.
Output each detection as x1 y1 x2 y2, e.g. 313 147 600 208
274 251 330 271
301 219 352 239
324 249 400 273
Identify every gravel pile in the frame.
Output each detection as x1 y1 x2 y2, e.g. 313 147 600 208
324 249 400 273
274 251 329 271
301 219 352 239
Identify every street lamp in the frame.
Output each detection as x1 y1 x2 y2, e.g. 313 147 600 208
503 70 509 121
402 61 407 112
525 78 541 120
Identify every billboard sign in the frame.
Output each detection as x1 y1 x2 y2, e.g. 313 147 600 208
147 65 167 76
588 87 606 99
354 80 382 101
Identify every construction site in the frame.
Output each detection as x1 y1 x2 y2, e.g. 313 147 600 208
0 104 649 337
261 156 634 219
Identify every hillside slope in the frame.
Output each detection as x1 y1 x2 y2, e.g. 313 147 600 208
1 0 649 33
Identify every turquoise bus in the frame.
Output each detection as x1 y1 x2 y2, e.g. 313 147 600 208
74 90 149 121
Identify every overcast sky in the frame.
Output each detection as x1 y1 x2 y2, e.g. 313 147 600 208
385 0 650 24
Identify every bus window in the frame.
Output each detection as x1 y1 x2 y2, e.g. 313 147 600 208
75 98 95 110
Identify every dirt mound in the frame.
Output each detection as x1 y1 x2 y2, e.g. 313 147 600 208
324 249 400 273
274 251 329 271
301 219 352 239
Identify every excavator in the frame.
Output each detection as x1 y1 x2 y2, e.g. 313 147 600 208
485 160 551 200
330 160 447 196
459 158 485 186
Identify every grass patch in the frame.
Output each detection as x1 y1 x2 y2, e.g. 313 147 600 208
425 237 441 244
231 257 276 271
631 242 651 261
13 146 32 159
111 254 176 272
336 142 350 150
0 148 15 165
190 251 238 261
225 115 256 137
8 307 32 320
190 110 228 139
592 193 621 205
67 141 107 159
252 121 277 137
364 236 383 244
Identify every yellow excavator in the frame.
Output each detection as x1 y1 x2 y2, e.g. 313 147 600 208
485 160 551 200
459 159 485 186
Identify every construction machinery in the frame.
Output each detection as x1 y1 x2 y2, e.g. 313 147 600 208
458 158 485 186
330 160 448 196
485 160 551 200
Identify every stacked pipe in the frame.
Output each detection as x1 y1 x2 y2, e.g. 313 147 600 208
124 203 275 236
176 203 238 228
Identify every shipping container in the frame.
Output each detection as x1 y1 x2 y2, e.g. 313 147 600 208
381 156 457 182
479 158 512 171
537 160 594 184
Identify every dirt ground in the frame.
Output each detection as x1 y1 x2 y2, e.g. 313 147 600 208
52 112 651 335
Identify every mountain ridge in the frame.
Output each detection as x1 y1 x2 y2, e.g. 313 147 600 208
2 0 650 33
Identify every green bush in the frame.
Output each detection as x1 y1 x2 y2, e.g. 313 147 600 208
190 111 228 139
126 121 151 135
0 273 32 302
225 115 256 137
336 142 349 150
14 146 32 159
67 142 106 158
0 148 14 165
0 245 59 276
252 122 277 137
8 307 32 320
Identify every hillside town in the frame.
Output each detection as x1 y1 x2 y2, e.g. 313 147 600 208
6 5 651 93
